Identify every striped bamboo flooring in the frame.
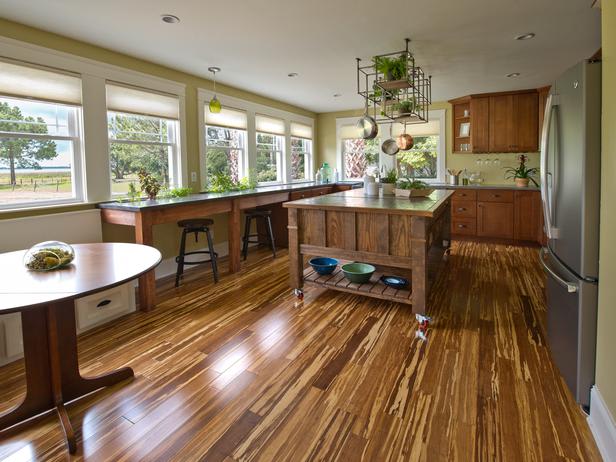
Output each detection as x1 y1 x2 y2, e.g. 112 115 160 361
0 241 601 461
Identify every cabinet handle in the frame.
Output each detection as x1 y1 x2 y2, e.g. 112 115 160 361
97 299 112 309
493 194 500 198
457 224 467 228
457 207 466 212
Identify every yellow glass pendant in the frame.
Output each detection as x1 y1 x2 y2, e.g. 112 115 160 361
209 95 221 113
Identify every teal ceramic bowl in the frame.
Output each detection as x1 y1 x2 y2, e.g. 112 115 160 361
341 262 376 284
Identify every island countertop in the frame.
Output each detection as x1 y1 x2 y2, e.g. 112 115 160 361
283 188 454 217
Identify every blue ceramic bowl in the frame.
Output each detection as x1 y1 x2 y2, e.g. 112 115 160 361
309 257 338 275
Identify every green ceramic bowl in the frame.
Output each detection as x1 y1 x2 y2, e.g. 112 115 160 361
341 262 376 284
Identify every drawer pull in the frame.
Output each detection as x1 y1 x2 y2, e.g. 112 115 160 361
96 299 112 309
457 207 466 212
457 224 467 228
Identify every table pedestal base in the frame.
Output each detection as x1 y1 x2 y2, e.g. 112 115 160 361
0 300 134 454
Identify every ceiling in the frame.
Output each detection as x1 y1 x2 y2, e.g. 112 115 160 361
0 0 601 113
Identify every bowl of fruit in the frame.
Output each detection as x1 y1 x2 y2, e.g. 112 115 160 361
23 241 75 271
394 179 434 198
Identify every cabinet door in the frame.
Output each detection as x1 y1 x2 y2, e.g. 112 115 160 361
514 190 542 242
477 201 514 239
514 92 539 152
470 96 490 152
489 95 515 152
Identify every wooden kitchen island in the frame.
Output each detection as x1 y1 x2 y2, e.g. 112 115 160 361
284 188 453 314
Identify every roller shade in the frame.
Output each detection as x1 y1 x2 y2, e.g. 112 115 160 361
290 122 313 139
0 58 82 105
255 114 285 135
391 119 440 137
338 123 362 139
106 82 179 119
205 106 247 130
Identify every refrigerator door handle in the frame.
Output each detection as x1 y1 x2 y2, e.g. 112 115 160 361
540 94 559 239
540 247 579 293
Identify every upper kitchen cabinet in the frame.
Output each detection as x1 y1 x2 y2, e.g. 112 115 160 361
450 89 540 154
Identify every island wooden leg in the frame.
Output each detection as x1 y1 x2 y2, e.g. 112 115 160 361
287 208 303 291
410 216 428 315
228 199 241 273
135 211 156 311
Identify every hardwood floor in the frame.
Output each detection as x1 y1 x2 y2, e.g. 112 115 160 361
0 242 601 461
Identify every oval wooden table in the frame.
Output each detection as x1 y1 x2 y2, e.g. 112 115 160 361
0 243 161 454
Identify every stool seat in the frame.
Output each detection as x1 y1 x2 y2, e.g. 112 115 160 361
177 218 214 229
245 209 272 218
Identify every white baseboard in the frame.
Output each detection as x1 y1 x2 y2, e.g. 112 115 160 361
589 386 616 462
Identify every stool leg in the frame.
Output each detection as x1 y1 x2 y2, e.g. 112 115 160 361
175 228 188 287
242 215 251 261
205 227 219 283
266 216 277 258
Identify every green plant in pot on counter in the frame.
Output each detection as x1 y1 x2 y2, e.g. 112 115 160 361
394 178 434 198
138 170 161 200
380 168 398 195
503 154 539 187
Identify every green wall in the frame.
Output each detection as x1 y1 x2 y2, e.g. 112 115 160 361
0 18 316 259
595 0 616 418
315 101 540 184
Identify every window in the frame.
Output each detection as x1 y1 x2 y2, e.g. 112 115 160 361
397 135 439 179
341 137 380 180
204 107 247 184
290 122 313 182
0 60 83 208
255 115 285 184
106 83 181 195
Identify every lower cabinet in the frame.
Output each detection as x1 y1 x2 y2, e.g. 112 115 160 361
451 188 543 244
477 201 514 239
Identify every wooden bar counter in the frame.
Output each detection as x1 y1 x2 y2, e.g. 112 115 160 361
284 188 453 314
98 182 359 311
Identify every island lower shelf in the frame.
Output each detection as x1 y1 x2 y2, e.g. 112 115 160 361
304 264 412 304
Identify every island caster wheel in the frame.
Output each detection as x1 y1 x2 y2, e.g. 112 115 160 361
415 314 432 341
293 288 304 300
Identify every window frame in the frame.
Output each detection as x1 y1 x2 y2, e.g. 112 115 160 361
107 110 181 197
336 110 446 183
0 95 85 210
204 124 247 184
290 136 312 183
256 131 284 185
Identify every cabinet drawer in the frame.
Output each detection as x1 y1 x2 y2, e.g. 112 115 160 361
451 189 477 201
452 200 477 218
75 283 136 333
290 190 311 201
311 186 333 196
477 190 514 203
452 218 477 236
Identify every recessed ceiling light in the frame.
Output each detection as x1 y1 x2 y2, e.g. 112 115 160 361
161 14 180 24
515 33 535 40
507 72 521 78
333 93 342 98
287 72 299 78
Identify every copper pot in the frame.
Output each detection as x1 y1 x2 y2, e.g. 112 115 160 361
396 134 414 151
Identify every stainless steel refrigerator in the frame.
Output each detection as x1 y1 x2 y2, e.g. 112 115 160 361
539 59 601 410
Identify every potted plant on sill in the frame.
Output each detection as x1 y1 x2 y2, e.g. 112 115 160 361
380 168 398 195
138 170 161 200
503 154 539 187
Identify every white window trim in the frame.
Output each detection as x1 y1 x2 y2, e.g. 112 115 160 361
0 97 85 210
197 89 314 188
336 109 446 183
290 136 313 183
0 36 188 208
204 125 247 183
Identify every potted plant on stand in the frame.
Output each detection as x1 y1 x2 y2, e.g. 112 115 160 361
380 168 397 195
503 154 539 187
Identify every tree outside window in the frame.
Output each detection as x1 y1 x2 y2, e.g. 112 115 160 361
342 138 380 179
397 135 438 179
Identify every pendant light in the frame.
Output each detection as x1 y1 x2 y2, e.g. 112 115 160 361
208 66 222 113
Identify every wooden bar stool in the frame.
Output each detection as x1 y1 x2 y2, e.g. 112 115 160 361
242 209 276 260
175 218 219 287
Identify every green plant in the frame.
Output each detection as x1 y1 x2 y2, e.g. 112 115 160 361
373 55 407 81
381 168 398 184
207 169 258 193
138 170 161 199
393 99 416 114
127 182 141 202
503 154 539 186
396 178 429 190
168 187 192 197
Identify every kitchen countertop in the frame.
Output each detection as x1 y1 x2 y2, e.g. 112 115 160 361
284 188 454 217
97 181 362 212
430 183 540 191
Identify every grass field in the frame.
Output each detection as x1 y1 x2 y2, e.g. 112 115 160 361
0 171 72 204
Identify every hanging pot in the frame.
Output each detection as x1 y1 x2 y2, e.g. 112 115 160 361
396 123 414 151
381 124 400 156
356 94 378 140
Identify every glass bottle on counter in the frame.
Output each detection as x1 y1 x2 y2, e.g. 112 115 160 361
315 169 323 184
321 162 333 183
462 168 469 185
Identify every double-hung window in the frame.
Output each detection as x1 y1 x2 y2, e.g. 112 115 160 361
394 114 445 182
0 60 83 208
255 114 284 184
290 122 313 182
338 122 380 180
106 83 181 195
204 107 247 184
